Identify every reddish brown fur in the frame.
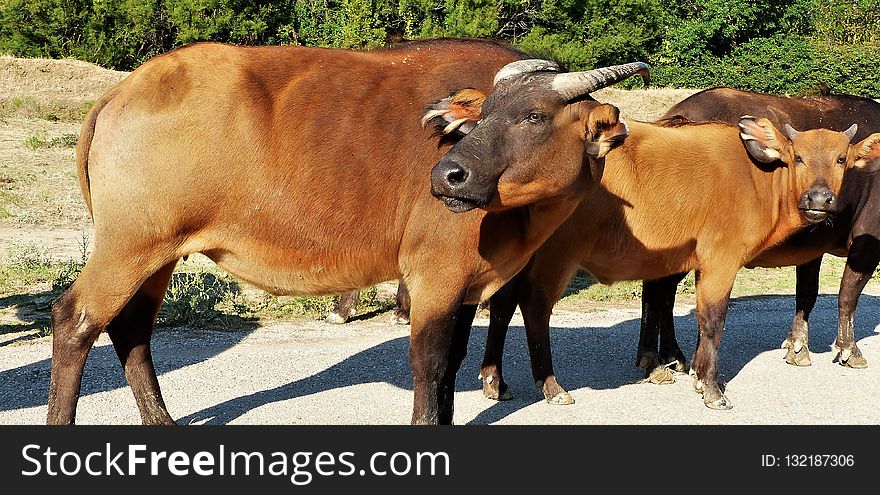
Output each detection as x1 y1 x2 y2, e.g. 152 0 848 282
478 115 872 409
47 40 616 425
655 88 880 370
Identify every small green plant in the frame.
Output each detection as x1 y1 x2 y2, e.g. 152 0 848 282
677 273 697 295
1 97 94 123
23 132 77 150
24 133 47 150
247 293 339 320
356 285 397 314
48 133 78 148
51 230 89 292
5 242 53 270
0 242 56 293
160 271 243 326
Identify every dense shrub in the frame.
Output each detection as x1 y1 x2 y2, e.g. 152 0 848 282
0 0 877 96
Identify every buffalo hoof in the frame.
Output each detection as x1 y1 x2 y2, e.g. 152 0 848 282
693 372 733 410
704 393 733 410
479 372 513 401
834 343 868 369
783 339 812 367
325 312 348 325
388 313 410 326
660 349 687 373
546 391 574 405
537 377 574 405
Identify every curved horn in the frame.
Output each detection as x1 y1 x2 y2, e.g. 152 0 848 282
844 124 858 142
551 62 650 101
493 59 560 86
784 124 799 140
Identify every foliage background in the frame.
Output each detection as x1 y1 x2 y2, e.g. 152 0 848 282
0 0 878 95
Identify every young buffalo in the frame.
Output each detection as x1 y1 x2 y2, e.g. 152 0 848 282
638 89 880 372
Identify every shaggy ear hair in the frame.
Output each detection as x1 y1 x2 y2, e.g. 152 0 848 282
421 88 486 136
739 115 790 165
584 103 627 159
852 134 880 173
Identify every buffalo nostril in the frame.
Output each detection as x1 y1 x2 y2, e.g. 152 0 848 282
445 166 469 186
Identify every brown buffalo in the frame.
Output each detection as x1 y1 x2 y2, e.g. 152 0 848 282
48 39 647 425
637 88 880 372
434 80 880 409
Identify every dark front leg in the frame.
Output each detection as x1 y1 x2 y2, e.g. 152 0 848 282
783 258 821 367
640 273 688 384
107 263 177 425
480 276 522 401
691 268 736 410
521 283 574 405
409 301 476 425
834 236 880 368
326 290 360 324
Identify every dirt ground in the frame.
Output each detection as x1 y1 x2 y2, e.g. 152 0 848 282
2 295 878 425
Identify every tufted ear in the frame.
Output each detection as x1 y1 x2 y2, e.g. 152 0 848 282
584 103 628 159
421 88 486 136
852 134 880 173
739 115 791 164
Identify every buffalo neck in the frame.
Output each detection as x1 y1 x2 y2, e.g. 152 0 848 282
748 161 807 255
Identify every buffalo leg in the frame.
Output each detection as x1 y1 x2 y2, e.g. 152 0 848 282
48 247 176 424
479 273 524 401
390 281 412 325
326 290 360 324
107 262 177 424
408 285 475 425
520 264 579 405
691 267 737 410
834 236 880 368
639 273 687 384
782 258 821 367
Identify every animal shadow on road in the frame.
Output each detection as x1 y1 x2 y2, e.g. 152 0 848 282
178 293 879 425
2 294 877 424
0 273 261 414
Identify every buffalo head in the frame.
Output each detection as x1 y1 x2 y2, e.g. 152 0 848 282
426 60 649 212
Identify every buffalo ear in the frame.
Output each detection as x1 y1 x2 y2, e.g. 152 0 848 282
739 115 790 164
584 103 628 159
852 134 880 173
421 88 486 136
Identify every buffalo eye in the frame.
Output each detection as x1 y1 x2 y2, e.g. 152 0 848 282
795 155 803 164
525 112 546 124
837 155 846 165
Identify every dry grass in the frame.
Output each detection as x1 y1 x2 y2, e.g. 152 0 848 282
0 118 92 227
0 55 127 104
0 57 127 228
595 87 699 121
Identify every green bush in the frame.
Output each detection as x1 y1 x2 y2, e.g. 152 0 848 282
0 0 877 96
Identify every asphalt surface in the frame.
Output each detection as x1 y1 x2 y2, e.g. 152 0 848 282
1 294 878 425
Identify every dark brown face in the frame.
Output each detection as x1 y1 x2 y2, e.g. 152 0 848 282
431 74 581 212
428 62 648 212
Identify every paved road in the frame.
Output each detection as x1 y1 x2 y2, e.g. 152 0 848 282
1 294 878 425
